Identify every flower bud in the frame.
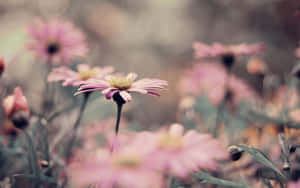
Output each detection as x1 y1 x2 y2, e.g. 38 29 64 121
2 87 30 129
228 145 244 161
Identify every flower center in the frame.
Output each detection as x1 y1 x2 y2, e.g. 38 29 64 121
46 41 61 55
78 70 99 80
109 77 133 90
157 134 184 150
113 153 142 169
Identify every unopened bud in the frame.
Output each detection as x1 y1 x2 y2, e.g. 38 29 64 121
39 159 49 168
228 145 244 161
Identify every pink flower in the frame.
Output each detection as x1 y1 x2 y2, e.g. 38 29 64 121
193 42 264 59
178 62 257 105
133 124 228 178
2 87 29 117
75 73 168 103
48 64 114 87
69 148 162 188
288 180 300 188
26 19 88 64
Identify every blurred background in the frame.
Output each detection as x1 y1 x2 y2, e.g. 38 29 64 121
0 0 300 127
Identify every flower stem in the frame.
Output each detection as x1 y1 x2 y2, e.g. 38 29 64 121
65 93 90 163
213 69 231 138
115 103 123 135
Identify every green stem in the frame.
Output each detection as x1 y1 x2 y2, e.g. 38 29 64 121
65 93 90 163
115 103 123 135
213 70 231 137
24 130 40 188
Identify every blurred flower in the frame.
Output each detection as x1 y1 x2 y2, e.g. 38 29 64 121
48 64 114 87
178 62 257 106
2 87 30 129
288 180 300 188
133 124 228 178
26 19 88 65
247 57 268 75
76 73 168 104
70 148 162 188
193 42 265 59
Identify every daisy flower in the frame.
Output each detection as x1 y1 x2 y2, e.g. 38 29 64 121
178 62 257 106
75 73 167 135
193 42 264 68
132 124 228 178
76 73 167 103
26 19 88 65
70 148 162 188
48 64 114 87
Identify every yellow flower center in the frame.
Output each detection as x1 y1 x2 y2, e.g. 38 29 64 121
113 153 142 169
109 77 133 90
78 70 99 80
157 134 184 150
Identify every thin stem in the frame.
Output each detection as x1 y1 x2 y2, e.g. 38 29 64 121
213 70 231 137
24 130 40 188
115 103 123 135
65 93 90 163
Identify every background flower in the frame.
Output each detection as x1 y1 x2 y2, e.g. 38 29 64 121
48 64 114 87
27 19 88 64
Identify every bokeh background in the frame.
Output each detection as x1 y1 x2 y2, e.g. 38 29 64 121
1 0 300 127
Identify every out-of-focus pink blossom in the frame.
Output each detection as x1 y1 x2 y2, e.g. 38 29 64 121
48 64 114 87
133 124 228 178
288 180 300 188
193 42 264 59
69 147 162 188
26 19 88 64
75 73 168 103
2 87 29 117
178 62 257 105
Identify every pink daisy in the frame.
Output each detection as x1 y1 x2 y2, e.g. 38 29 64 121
75 73 168 104
69 148 162 188
178 62 257 106
132 124 228 178
193 42 265 59
48 64 114 87
26 19 88 65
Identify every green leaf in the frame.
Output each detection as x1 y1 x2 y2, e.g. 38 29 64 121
193 172 244 188
238 145 286 180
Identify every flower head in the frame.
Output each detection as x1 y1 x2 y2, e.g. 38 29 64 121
193 42 265 59
26 19 88 64
178 62 257 106
75 73 168 104
133 124 228 178
48 64 114 87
